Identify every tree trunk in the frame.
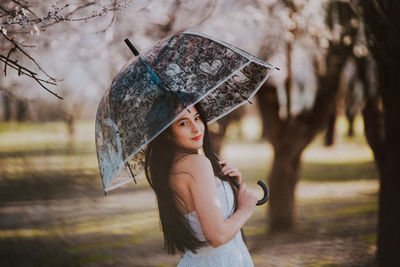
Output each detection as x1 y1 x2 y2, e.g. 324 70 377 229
269 145 302 230
345 66 358 138
378 149 400 267
209 115 232 155
65 114 75 138
357 1 400 265
376 67 400 267
324 110 336 146
256 0 357 233
209 109 243 155
16 99 28 122
370 68 400 267
345 112 355 137
3 93 11 122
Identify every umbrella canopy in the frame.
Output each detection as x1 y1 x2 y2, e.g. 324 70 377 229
95 31 276 192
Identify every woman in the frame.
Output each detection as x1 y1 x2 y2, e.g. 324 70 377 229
145 103 258 266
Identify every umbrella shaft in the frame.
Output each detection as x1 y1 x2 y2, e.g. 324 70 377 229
139 57 161 85
139 57 173 95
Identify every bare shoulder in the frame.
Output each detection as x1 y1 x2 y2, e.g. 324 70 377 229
172 154 214 180
177 154 212 169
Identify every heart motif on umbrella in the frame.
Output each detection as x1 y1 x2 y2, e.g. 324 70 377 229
199 59 223 75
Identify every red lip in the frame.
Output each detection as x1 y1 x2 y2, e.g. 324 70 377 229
192 135 202 141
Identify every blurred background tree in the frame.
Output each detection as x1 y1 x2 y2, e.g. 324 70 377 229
257 0 365 232
354 1 400 265
0 0 134 136
0 0 134 98
207 0 371 234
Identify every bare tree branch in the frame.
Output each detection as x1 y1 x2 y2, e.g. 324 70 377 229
1 31 57 81
96 0 117 34
190 0 217 28
4 45 17 76
12 0 38 18
0 55 62 99
0 0 134 99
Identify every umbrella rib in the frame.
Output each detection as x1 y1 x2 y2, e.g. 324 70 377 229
125 162 137 184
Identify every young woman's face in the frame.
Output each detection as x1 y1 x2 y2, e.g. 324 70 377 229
169 106 205 152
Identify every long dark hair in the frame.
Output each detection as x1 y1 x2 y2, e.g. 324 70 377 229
144 103 240 255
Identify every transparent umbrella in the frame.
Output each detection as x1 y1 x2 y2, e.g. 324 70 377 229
95 31 276 198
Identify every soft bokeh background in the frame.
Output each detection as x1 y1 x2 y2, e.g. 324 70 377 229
0 0 380 266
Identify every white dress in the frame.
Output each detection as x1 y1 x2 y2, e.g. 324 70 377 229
177 178 254 267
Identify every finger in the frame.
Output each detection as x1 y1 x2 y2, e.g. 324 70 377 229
239 182 247 190
221 165 233 174
227 170 240 177
228 172 242 183
224 169 239 179
218 159 227 165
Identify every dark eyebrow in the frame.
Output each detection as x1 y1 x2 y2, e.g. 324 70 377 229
175 113 200 123
176 117 188 123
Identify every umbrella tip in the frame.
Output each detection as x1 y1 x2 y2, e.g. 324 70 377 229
124 38 140 57
275 67 280 71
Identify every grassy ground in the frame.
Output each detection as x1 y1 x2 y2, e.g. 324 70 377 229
0 117 378 266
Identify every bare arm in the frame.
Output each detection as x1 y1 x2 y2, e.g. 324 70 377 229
180 154 257 247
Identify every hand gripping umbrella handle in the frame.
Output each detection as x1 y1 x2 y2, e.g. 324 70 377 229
230 177 269 206
213 153 269 206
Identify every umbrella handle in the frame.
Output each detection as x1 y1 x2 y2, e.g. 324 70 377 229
231 177 269 206
255 180 269 206
213 153 269 206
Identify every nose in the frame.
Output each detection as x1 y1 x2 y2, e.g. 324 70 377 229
192 122 200 134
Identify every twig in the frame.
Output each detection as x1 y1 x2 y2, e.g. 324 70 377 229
0 55 62 99
4 45 17 76
96 1 117 34
1 31 57 82
0 6 12 14
65 2 95 17
1 55 37 75
42 1 133 28
0 56 57 85
192 0 217 27
174 0 217 33
12 0 38 18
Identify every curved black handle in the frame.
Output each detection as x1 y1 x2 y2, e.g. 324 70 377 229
213 153 268 206
231 178 269 206
256 180 269 206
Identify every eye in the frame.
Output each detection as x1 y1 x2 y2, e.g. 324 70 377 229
195 116 201 121
179 121 188 126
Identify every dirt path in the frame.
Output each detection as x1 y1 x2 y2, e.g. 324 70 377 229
0 179 378 266
249 180 378 267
